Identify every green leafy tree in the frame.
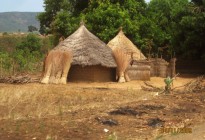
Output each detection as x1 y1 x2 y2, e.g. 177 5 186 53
171 0 205 60
50 10 80 38
37 0 66 34
85 0 147 45
146 0 189 58
37 0 89 35
28 25 38 32
38 0 205 60
38 0 149 49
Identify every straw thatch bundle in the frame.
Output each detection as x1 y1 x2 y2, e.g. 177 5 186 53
54 23 116 68
107 28 146 60
41 48 73 84
127 60 151 80
112 48 131 82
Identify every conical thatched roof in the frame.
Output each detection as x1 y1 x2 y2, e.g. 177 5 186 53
55 24 116 68
107 29 146 60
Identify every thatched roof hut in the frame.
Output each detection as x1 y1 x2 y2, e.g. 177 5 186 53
54 24 117 82
107 29 146 60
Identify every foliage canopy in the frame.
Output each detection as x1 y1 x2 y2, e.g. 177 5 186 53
37 0 205 60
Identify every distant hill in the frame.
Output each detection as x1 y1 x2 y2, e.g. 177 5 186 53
0 12 40 33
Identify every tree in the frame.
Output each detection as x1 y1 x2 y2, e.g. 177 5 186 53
38 0 205 60
50 10 80 38
68 0 89 15
28 25 38 32
37 0 66 34
146 0 205 60
176 0 205 60
38 0 148 49
146 0 190 58
85 0 147 45
37 0 89 35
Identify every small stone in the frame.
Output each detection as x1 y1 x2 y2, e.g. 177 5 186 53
154 92 159 96
104 128 109 133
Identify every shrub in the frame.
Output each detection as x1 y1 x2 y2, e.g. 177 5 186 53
0 51 12 76
16 33 42 52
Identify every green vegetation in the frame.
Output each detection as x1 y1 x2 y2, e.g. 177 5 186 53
38 0 205 61
0 0 204 75
0 34 54 75
28 25 38 32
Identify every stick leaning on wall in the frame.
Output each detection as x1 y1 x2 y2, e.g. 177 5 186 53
41 49 73 84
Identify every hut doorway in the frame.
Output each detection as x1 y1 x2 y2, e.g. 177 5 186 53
68 65 116 82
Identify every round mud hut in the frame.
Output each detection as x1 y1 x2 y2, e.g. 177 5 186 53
107 28 146 60
54 24 117 82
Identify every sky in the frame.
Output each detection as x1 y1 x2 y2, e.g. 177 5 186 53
0 0 150 12
0 0 44 12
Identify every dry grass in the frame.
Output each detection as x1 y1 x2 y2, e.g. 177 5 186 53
113 48 130 73
0 76 202 139
0 83 152 121
107 29 146 60
0 83 156 140
41 49 73 84
113 48 130 82
0 76 195 121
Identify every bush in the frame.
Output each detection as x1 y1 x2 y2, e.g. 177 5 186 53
16 33 42 52
0 34 55 74
2 32 8 36
0 35 23 52
0 52 12 76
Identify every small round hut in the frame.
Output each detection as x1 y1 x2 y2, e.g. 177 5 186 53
107 28 146 60
107 29 150 81
54 23 117 82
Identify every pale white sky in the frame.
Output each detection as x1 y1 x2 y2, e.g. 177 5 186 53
0 0 151 12
0 0 44 12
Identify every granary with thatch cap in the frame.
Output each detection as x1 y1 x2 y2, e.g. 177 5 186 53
107 27 146 60
54 23 117 82
107 28 150 81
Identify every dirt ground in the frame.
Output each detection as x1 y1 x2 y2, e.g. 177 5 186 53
0 75 205 140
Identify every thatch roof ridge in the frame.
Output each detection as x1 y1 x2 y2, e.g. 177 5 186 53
55 24 116 68
107 29 146 60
